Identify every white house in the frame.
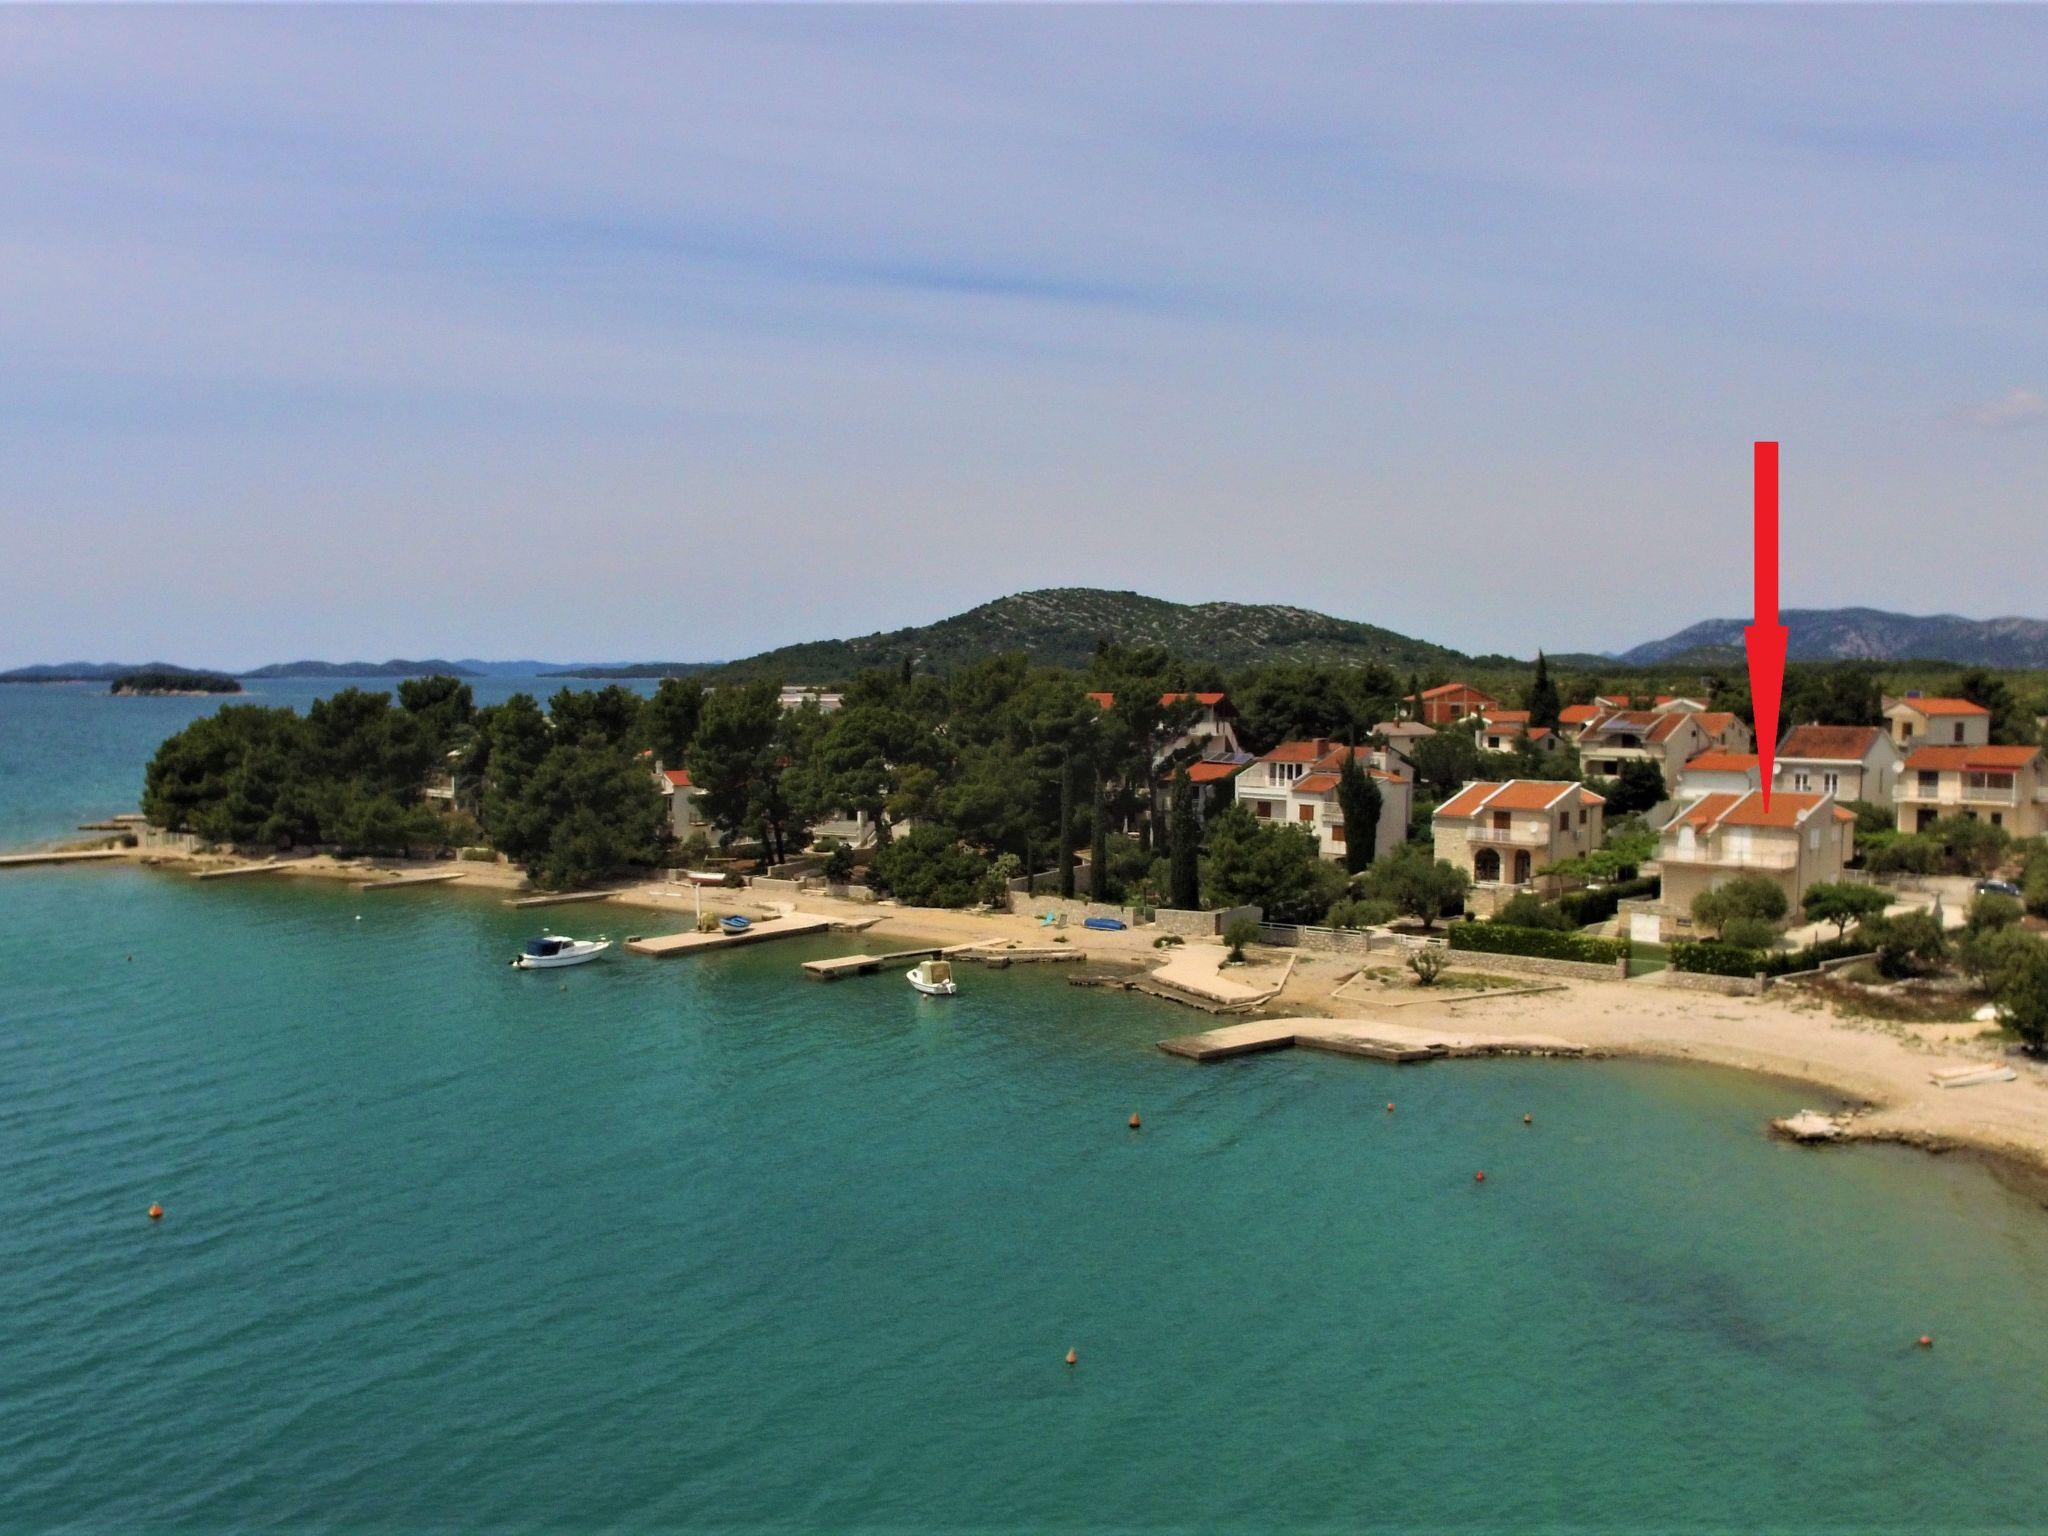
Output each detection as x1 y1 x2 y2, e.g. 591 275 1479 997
1774 725 1901 806
1234 739 1412 863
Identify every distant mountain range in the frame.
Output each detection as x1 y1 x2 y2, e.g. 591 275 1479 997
558 589 1468 682
10 599 2046 689
1617 608 2048 669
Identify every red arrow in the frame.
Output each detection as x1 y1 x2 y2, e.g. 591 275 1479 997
1745 441 1788 810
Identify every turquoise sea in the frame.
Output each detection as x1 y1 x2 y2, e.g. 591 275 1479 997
7 681 2048 1533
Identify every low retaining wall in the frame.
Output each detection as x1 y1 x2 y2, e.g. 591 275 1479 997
1010 892 1143 926
1655 969 1767 997
748 876 809 900
1256 923 1394 957
1445 950 1629 983
1154 905 1261 939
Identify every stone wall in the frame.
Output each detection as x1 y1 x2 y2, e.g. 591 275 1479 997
1653 968 1767 997
1154 904 1261 938
1444 950 1629 983
1255 922 1393 957
747 876 809 900
1009 892 1143 926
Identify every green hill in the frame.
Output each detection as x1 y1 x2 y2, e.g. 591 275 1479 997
570 589 1467 682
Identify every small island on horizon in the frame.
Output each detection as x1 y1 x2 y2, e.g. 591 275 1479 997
110 670 243 697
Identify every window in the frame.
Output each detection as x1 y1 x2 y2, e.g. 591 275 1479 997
1558 813 1568 832
1918 771 1939 794
1253 800 1272 819
1298 805 1314 823
1993 813 2005 827
1822 771 1840 794
1792 771 1811 791
1952 723 1965 743
1578 808 1587 826
1331 824 1347 844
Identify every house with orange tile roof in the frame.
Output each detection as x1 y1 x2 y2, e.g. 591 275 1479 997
1894 744 2046 837
1236 739 1412 863
656 765 711 841
1773 725 1901 805
1578 705 1754 791
1638 790 1856 942
1430 780 1605 913
1676 750 1761 801
1401 681 1498 727
1090 689 1243 769
1884 693 1991 751
1471 710 1559 754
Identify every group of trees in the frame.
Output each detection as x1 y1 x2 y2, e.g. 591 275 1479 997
144 678 474 855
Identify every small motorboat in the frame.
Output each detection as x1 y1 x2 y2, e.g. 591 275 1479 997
718 914 752 935
1082 915 1127 931
907 958 958 996
513 934 610 969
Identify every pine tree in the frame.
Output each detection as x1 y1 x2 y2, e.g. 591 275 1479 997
1527 651 1561 730
1169 767 1201 910
1335 748 1384 876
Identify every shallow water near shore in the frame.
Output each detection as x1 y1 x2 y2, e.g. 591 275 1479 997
8 860 2048 1533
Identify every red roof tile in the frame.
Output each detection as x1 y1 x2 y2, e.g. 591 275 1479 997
1185 760 1242 784
1671 790 1833 831
1260 738 1338 763
663 769 694 788
1434 780 1583 818
1904 745 2040 772
1894 696 1990 717
1085 691 1116 710
1160 691 1228 708
1683 751 1759 774
1778 725 1882 762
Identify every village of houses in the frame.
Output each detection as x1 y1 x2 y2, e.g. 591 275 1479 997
650 678 2040 956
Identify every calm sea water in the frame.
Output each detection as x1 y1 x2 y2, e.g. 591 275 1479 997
8 685 2048 1532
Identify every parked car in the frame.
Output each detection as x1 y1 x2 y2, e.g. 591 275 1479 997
1974 878 2023 899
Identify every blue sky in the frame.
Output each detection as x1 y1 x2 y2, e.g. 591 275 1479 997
3 7 2045 667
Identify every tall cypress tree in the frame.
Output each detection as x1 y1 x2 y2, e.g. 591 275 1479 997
1169 766 1201 910
1335 748 1384 876
1057 750 1076 898
1090 760 1113 903
1527 651 1561 730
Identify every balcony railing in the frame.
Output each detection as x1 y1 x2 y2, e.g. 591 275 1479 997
1661 844 1798 871
1467 825 1549 846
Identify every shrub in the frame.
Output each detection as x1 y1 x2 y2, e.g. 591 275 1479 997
1965 893 2023 936
1447 923 1628 966
2025 861 2048 919
870 826 993 908
1958 925 2043 993
821 840 857 883
1223 917 1261 963
1356 842 1471 930
1669 939 1767 978
1325 896 1399 930
1407 948 1445 986
1998 943 2048 1051
1692 875 1788 935
1719 916 1781 952
1491 892 1575 930
1860 910 1949 979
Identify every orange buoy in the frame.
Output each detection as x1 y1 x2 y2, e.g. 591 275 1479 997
1385 1102 1395 1113
1474 1171 1485 1183
1065 1348 1078 1366
1129 1113 1141 1130
147 1203 163 1221
1918 1335 1934 1348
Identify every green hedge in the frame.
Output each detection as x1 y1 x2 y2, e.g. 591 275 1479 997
1557 876 1660 928
1669 939 1765 977
1448 923 1629 965
1672 933 1876 978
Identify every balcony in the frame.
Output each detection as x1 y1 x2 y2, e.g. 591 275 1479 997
1660 843 1798 871
1467 824 1549 847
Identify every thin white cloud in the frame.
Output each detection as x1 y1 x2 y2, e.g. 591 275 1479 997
1965 388 2048 430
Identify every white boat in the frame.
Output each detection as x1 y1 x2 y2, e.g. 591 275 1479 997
907 958 958 996
513 934 611 969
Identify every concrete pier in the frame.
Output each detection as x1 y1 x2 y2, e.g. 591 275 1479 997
506 889 617 909
802 942 1086 980
193 860 291 881
0 848 129 870
355 870 468 892
1160 1016 1587 1064
627 911 836 957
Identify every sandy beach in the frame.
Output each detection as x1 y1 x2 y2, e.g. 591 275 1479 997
75 842 2048 1192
